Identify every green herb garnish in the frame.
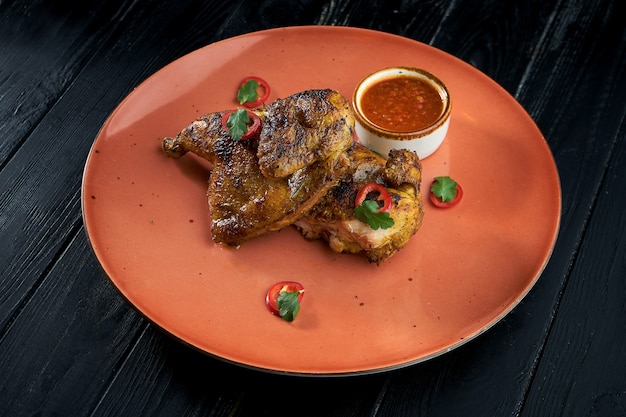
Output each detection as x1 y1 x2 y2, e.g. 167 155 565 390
237 79 260 105
354 200 395 230
226 108 250 141
430 176 458 202
277 290 302 322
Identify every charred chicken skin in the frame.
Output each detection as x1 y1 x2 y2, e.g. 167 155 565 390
162 89 355 246
294 144 424 264
258 89 355 179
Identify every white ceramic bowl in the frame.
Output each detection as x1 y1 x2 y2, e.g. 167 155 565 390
352 66 451 159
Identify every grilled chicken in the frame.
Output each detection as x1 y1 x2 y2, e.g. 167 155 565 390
294 144 424 264
258 89 355 178
162 89 354 246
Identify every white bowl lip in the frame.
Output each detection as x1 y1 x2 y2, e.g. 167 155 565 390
352 66 452 140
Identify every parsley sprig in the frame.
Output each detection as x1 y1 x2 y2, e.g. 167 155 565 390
226 109 250 141
277 290 302 322
430 176 458 202
237 79 260 105
354 200 395 230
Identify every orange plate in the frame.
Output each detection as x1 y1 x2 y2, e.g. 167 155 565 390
82 27 561 375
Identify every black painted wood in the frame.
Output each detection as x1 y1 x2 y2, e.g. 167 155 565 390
0 0 134 167
1 0 624 416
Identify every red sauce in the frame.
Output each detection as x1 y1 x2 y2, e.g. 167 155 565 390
360 75 444 132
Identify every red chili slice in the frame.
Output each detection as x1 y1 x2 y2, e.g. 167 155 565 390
241 76 271 108
355 182 393 213
265 281 304 317
429 182 463 208
220 109 262 140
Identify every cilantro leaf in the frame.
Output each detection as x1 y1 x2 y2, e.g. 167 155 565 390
226 109 250 141
277 290 302 322
354 200 395 230
430 176 458 202
237 79 260 105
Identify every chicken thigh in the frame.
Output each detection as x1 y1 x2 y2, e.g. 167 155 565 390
294 144 424 264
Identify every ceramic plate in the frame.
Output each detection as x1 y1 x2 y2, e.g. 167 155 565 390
82 26 561 375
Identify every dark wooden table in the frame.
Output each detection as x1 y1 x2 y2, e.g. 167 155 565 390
1 1 625 415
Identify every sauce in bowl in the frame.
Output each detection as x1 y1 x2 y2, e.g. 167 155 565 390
352 67 451 159
360 76 444 133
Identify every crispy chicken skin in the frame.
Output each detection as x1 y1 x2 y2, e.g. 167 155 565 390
258 89 355 178
294 144 424 264
161 90 354 246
